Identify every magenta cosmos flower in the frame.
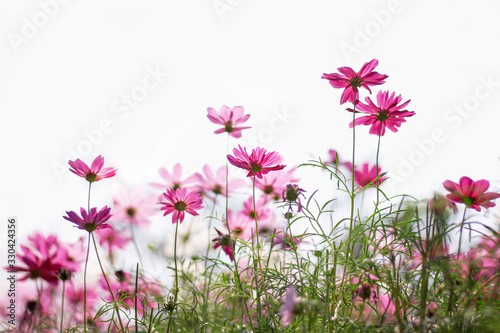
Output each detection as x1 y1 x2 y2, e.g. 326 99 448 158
9 245 63 285
322 59 388 105
227 145 285 179
207 105 251 138
212 228 235 261
64 206 112 232
344 162 387 188
443 176 500 212
68 155 117 183
159 188 204 223
350 90 414 136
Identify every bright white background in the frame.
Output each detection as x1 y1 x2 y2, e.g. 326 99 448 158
1 0 500 281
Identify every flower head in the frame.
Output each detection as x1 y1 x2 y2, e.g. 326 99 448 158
151 163 198 192
68 155 117 183
112 185 157 227
344 162 387 188
207 105 251 138
322 59 388 104
195 164 246 198
63 206 112 232
350 90 414 136
96 227 131 258
256 168 298 201
9 245 63 285
282 184 306 213
280 287 298 326
227 145 285 179
443 176 500 212
159 188 204 223
212 228 234 261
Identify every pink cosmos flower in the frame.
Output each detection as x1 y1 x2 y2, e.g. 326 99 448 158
280 287 298 326
212 228 234 261
9 245 63 285
151 163 198 192
443 176 500 212
239 195 271 222
100 270 163 314
322 59 388 104
328 149 340 165
96 227 131 258
207 105 251 138
68 155 117 183
255 168 299 201
227 145 285 179
349 90 414 136
224 210 253 241
344 162 387 188
159 188 204 223
63 206 113 232
8 233 84 284
195 164 246 198
28 232 81 273
66 283 99 325
112 185 158 227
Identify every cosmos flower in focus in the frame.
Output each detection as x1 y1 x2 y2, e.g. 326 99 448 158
63 206 113 232
322 59 388 104
227 145 285 179
443 176 500 212
68 155 117 183
159 188 204 223
349 90 414 136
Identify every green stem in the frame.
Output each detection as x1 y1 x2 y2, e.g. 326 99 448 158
340 94 358 300
457 207 467 258
375 126 382 205
130 222 144 269
202 196 217 331
135 262 139 333
167 216 181 332
252 175 263 326
225 134 253 327
60 280 66 333
83 233 90 332
91 232 125 332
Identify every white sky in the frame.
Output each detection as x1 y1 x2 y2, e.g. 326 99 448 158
1 0 500 277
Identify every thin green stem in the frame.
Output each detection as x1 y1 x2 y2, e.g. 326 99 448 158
457 207 467 258
166 216 181 333
375 127 382 205
202 196 217 331
135 262 139 333
130 222 144 269
224 134 253 327
340 94 358 298
91 232 125 332
60 279 66 333
252 175 263 326
87 182 92 212
83 233 90 332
